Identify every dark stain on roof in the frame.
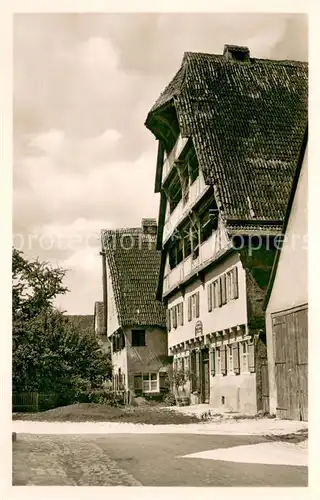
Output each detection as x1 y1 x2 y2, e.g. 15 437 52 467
101 222 166 329
145 49 308 225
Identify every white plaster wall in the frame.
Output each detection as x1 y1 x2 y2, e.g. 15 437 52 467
167 252 247 348
266 148 308 414
267 149 308 314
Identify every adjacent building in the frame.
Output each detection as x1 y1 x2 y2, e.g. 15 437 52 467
100 219 170 397
265 129 308 421
145 45 308 413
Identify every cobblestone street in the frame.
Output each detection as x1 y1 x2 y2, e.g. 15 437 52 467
12 434 141 486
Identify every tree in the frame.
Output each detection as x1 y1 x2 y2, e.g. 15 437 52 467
12 248 111 397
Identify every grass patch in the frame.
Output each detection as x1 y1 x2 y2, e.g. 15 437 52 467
12 403 202 425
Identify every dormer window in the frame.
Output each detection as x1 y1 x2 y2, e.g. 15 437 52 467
223 44 250 62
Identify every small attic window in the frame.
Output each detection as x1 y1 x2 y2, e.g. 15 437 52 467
223 44 250 62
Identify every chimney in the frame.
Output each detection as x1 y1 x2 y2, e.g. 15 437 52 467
223 44 250 62
141 218 157 235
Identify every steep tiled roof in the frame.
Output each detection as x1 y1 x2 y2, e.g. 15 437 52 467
146 48 308 225
101 222 166 329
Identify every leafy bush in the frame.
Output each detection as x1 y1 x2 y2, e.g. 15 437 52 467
12 248 112 397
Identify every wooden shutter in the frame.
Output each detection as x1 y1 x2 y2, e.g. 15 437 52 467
232 343 240 374
159 372 167 393
134 374 142 392
188 296 192 321
208 283 213 312
218 278 222 307
173 306 177 328
213 281 217 308
233 267 239 299
248 341 255 373
180 303 184 326
210 349 216 376
221 345 227 375
196 292 200 318
221 274 227 305
166 309 171 331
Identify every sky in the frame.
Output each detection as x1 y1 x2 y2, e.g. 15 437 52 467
13 13 308 314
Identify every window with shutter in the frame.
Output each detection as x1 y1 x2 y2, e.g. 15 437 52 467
227 345 233 373
221 345 227 375
188 296 192 321
210 349 216 376
241 341 249 372
248 341 255 373
195 292 200 318
233 266 239 299
232 343 240 374
218 278 222 307
208 282 213 312
226 272 232 301
180 302 184 326
166 309 171 331
213 280 218 308
221 274 227 305
173 306 178 328
216 347 221 374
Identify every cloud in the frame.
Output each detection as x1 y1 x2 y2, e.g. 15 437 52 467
13 13 308 313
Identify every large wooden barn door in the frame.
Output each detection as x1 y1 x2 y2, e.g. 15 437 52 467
272 306 308 421
294 308 308 421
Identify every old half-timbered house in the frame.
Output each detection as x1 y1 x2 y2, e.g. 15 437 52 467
100 219 170 398
145 45 308 413
264 128 308 421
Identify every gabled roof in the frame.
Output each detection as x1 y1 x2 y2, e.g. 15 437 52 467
264 125 308 310
101 221 166 329
145 47 308 227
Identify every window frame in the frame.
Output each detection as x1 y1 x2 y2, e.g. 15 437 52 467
131 329 146 347
142 372 159 393
241 341 249 373
216 347 221 375
227 344 234 373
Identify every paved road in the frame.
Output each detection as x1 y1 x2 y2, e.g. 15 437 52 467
13 433 308 487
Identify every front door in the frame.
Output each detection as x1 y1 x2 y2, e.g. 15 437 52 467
201 349 210 403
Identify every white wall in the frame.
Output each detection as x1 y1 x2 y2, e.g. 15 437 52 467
167 252 247 348
266 147 308 414
266 148 308 314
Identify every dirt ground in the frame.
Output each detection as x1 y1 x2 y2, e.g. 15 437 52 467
12 403 201 424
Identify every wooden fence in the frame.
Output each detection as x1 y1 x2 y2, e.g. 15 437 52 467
12 392 39 412
12 390 130 413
